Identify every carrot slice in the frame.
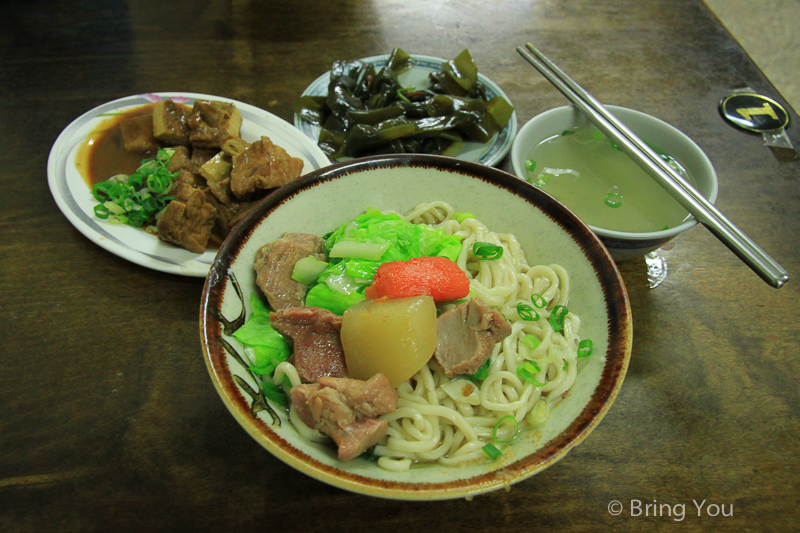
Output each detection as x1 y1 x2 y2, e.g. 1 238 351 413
364 256 470 302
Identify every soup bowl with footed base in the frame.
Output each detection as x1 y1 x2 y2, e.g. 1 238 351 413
200 153 633 500
511 105 719 262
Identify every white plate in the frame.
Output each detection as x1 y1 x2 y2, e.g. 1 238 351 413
293 54 518 167
48 92 332 278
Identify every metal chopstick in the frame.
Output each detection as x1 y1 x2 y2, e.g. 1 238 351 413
516 43 789 289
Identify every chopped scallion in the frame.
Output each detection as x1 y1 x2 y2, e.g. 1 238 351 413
262 381 288 406
548 305 569 332
465 358 491 382
531 294 546 308
472 241 503 260
517 362 546 387
577 339 594 358
492 415 519 444
516 302 539 321
520 335 540 350
91 148 177 229
482 442 502 460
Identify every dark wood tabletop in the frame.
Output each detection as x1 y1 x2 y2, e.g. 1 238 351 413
2 0 798 531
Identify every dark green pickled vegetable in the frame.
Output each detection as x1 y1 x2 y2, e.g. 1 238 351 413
293 48 514 160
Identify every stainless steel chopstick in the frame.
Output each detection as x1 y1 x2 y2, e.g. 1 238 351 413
516 43 789 289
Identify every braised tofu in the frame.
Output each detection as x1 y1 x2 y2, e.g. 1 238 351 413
166 145 192 173
119 114 159 153
190 147 218 174
152 99 190 146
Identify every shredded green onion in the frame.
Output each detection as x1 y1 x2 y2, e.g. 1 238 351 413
482 442 502 460
517 362 546 387
531 294 546 308
466 358 491 382
520 335 540 350
548 305 569 333
562 361 569 371
91 148 177 228
472 241 503 260
577 339 594 358
262 381 288 406
604 192 624 208
492 415 519 444
516 302 539 321
525 159 537 172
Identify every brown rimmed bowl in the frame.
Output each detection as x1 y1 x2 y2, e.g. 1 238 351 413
200 154 632 500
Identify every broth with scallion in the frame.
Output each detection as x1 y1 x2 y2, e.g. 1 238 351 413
524 126 696 233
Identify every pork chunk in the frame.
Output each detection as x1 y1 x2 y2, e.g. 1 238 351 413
156 183 217 253
230 136 304 200
254 233 326 310
187 100 242 149
166 145 193 174
270 306 347 382
434 298 512 377
290 373 398 461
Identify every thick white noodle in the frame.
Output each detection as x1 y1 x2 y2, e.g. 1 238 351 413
283 203 586 471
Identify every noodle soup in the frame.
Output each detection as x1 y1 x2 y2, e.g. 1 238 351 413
201 154 633 499
238 202 592 472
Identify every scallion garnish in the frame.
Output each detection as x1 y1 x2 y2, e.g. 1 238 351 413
482 442 502 460
466 358 491 382
520 335 540 350
548 305 569 332
472 241 503 260
604 192 624 208
525 158 537 172
517 362 546 387
577 339 594 358
91 148 177 228
516 302 539 321
531 294 546 308
262 381 288 406
492 415 519 444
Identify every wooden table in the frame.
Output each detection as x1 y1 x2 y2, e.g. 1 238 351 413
2 0 798 531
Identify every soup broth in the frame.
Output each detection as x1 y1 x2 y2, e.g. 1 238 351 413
524 126 696 233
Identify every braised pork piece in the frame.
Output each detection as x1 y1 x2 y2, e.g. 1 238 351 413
92 99 305 252
290 374 399 461
434 298 513 377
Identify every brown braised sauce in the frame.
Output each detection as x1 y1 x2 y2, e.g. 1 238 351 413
75 103 189 188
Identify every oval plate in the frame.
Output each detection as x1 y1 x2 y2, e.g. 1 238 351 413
47 92 332 277
294 54 518 167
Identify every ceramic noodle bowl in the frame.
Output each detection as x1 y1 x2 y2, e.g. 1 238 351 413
200 154 632 500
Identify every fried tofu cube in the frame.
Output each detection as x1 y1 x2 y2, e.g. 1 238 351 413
119 114 159 153
152 99 190 146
